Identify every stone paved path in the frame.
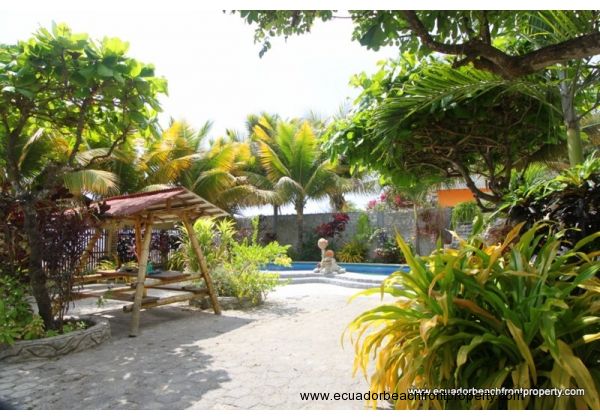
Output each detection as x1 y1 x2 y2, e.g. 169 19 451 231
0 284 391 409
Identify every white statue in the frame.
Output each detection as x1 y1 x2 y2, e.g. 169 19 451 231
314 248 346 276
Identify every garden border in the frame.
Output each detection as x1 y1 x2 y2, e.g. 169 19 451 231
0 315 111 364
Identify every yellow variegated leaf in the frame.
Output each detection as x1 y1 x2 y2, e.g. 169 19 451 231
507 320 537 384
509 362 530 409
419 315 440 343
582 332 600 344
555 340 600 409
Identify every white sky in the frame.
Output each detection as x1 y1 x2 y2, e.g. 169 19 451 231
0 4 399 215
0 8 397 137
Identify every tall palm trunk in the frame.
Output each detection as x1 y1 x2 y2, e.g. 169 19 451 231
22 200 55 330
413 203 421 256
560 76 584 166
295 200 305 251
273 204 279 239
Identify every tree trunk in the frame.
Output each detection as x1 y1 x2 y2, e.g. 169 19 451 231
22 200 55 330
560 78 584 166
413 203 421 256
566 124 584 166
295 201 304 251
331 193 346 212
273 205 279 239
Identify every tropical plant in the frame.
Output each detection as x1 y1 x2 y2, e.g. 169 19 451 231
354 213 373 243
347 223 600 409
521 11 600 165
451 202 483 229
338 240 367 263
292 230 322 262
133 120 269 213
500 154 600 251
252 117 364 249
0 271 45 345
171 217 290 302
337 213 372 263
582 112 600 149
169 218 236 272
0 24 166 329
315 213 350 239
507 162 554 192
212 239 291 303
369 228 403 264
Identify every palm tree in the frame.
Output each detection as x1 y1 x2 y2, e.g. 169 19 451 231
0 128 121 198
243 113 287 233
134 120 270 212
252 117 364 249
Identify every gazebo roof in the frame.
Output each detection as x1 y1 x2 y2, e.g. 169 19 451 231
94 187 229 224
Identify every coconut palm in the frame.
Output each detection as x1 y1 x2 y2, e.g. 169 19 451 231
252 117 367 249
0 128 120 198
135 120 274 213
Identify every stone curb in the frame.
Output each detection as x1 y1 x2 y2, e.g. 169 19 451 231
190 295 264 311
0 315 111 364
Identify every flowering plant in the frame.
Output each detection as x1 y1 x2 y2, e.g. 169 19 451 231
315 213 350 238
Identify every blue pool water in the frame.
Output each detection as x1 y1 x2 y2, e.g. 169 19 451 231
265 261 408 275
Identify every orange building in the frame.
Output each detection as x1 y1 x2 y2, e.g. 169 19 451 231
437 188 491 207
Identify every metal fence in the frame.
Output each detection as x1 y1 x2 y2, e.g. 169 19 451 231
77 228 181 273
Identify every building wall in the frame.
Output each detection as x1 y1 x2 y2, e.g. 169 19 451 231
437 188 491 207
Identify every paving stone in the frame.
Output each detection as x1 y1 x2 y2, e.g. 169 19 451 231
0 284 390 409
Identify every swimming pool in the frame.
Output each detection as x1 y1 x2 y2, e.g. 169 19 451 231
265 261 408 275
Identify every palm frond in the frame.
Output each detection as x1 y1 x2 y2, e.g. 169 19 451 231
63 169 119 196
138 184 176 192
258 140 291 182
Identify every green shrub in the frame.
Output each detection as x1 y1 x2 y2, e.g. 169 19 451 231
172 217 291 303
0 272 45 345
369 228 405 263
338 240 368 263
347 223 600 409
451 201 483 229
212 240 291 302
355 213 373 243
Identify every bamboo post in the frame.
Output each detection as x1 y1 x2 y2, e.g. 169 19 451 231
129 216 154 337
182 215 221 315
134 220 142 261
77 228 102 273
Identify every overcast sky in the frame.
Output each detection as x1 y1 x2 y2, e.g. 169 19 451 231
0 5 398 214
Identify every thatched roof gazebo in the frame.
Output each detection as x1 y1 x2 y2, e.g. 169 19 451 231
77 187 228 336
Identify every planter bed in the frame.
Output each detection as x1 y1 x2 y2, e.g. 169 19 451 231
0 315 111 364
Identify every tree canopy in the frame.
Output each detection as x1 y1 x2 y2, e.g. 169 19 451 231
238 10 600 79
325 55 566 209
0 23 167 199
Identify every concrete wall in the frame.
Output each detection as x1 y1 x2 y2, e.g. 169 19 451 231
236 209 453 256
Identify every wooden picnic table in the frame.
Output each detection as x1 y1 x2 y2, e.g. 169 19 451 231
97 269 191 282
73 269 208 313
74 187 225 336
